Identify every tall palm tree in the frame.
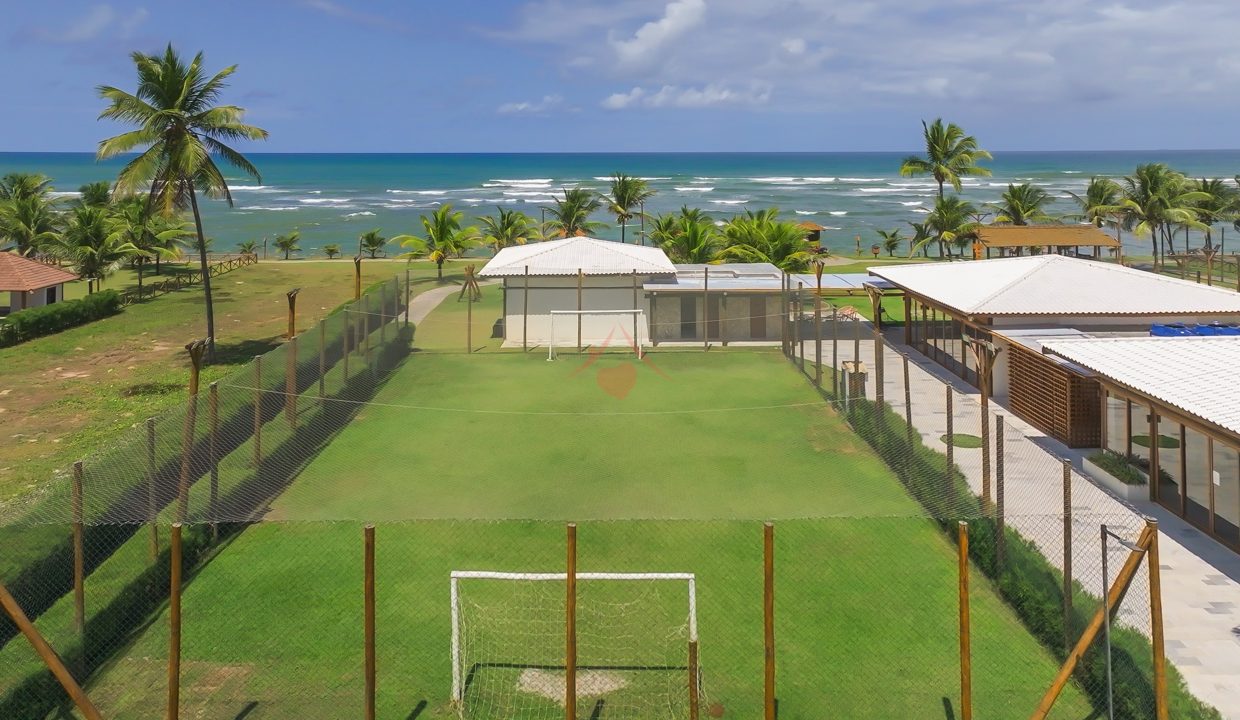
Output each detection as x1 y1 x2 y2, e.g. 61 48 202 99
907 220 932 258
899 119 992 199
109 196 191 286
322 243 341 259
97 45 268 361
917 196 980 258
546 188 605 238
273 231 301 260
990 183 1055 225
50 205 141 291
656 217 721 263
477 208 532 253
877 229 904 257
359 228 388 258
0 195 61 255
77 181 112 208
0 173 53 202
718 210 816 271
1067 177 1124 247
602 173 655 244
237 239 258 255
1193 178 1240 251
396 204 479 280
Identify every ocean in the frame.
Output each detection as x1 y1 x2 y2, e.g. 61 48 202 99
4 151 1240 256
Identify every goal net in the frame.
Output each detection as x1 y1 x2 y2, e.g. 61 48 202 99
450 571 699 719
547 310 647 360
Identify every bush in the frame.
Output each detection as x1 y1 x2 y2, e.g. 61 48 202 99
1089 450 1149 486
0 290 122 346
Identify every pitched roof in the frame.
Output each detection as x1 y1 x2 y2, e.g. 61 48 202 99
0 253 79 292
975 224 1120 248
1042 336 1240 437
479 237 676 277
867 255 1240 317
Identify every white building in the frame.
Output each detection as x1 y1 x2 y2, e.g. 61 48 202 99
0 252 79 315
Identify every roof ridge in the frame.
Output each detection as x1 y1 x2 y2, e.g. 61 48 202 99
967 254 1060 309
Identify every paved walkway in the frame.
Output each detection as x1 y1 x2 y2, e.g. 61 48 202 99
799 325 1240 717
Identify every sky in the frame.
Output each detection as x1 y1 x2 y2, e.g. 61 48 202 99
2 0 1240 152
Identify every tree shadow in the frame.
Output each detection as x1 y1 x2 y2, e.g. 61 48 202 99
213 338 283 365
406 699 428 719
941 696 955 720
234 701 259 719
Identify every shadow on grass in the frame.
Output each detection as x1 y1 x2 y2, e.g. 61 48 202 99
213 338 283 366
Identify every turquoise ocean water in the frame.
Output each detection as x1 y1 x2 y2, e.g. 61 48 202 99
3 151 1240 256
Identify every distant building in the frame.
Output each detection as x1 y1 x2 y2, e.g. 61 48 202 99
972 224 1121 260
0 253 79 315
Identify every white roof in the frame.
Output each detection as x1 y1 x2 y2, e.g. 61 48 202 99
867 255 1240 317
1043 336 1240 437
479 237 676 277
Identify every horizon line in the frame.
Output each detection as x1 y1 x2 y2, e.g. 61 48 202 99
4 148 1240 156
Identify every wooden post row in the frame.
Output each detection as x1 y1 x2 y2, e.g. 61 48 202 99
286 336 298 429
945 388 955 492
208 382 220 542
523 266 530 353
364 525 377 720
146 417 159 561
764 522 776 720
168 522 183 720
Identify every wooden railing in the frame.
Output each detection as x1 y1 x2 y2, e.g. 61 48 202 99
121 253 259 305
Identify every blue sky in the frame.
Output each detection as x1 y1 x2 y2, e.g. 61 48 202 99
4 0 1240 152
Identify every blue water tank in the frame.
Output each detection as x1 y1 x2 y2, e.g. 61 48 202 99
1150 323 1190 337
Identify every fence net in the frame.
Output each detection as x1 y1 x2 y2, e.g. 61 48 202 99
0 277 1224 720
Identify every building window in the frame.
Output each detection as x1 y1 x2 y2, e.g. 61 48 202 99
1184 427 1211 528
1155 414 1183 510
1104 393 1127 455
1213 441 1240 546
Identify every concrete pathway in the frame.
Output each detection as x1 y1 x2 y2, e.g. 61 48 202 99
799 325 1240 717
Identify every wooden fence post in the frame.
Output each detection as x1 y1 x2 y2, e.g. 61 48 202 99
71 461 85 637
945 388 955 492
703 267 710 352
177 341 205 523
523 266 529 353
1062 459 1073 654
146 417 158 561
467 281 473 354
168 522 183 720
814 290 823 387
286 288 299 339
577 269 583 354
318 319 326 398
253 356 263 467
379 283 387 347
286 335 298 429
566 523 578 720
364 525 377 720
353 255 362 300
995 415 1006 570
763 521 776 720
0 580 104 720
343 309 351 383
903 355 913 441
208 382 219 542
1147 519 1168 720
688 637 700 720
958 521 972 720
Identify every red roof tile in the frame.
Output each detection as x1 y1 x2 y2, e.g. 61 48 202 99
0 253 79 292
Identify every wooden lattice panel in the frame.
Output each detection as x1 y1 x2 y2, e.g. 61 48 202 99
1007 342 1101 448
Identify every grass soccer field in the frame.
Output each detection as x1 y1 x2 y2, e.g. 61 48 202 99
67 290 1094 719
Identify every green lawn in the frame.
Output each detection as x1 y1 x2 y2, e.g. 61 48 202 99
58 289 1094 719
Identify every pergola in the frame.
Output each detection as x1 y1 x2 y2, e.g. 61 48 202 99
974 225 1121 259
0 253 79 314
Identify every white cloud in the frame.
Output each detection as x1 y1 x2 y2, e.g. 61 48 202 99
602 84 771 110
498 94 565 115
781 38 806 55
31 4 148 43
611 0 706 67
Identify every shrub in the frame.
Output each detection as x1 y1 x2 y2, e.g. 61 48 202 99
0 290 122 346
1088 450 1149 486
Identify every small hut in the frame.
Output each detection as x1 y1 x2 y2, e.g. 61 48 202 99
798 221 825 250
973 225 1120 260
0 253 79 315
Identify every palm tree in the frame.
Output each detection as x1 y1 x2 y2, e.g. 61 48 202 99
359 228 388 258
1120 164 1208 266
274 231 301 260
77 181 112 208
0 173 53 202
917 196 980 258
237 239 258 255
97 45 268 361
108 197 191 288
899 119 992 199
546 188 605 238
656 217 721 263
477 208 532 253
50 205 141 291
396 204 479 280
602 173 655 244
718 210 816 271
1193 178 1240 251
1067 177 1124 252
877 229 904 257
0 194 61 255
907 221 932 258
990 183 1055 225
322 243 341 259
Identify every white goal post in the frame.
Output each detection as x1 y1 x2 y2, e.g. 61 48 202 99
450 570 698 709
546 309 647 361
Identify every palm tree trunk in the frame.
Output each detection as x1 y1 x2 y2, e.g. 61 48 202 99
188 187 217 362
620 218 626 244
437 258 444 280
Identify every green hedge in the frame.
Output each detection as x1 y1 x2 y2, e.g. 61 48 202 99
1089 450 1150 486
840 394 1220 719
0 290 122 346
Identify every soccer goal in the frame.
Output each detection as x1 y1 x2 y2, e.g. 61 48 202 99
546 309 647 361
450 570 699 719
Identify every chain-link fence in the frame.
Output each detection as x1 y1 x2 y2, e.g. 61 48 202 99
0 277 1226 719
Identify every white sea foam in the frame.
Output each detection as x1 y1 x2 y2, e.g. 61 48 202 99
298 198 351 204
829 211 848 216
230 185 274 191
859 188 915 194
502 190 558 198
490 178 552 185
49 191 80 198
242 206 299 212
1062 170 1083 174
749 177 798 183
344 211 376 217
710 199 748 205
675 186 713 192
912 207 931 214
836 177 885 183
794 210 818 215
900 201 924 207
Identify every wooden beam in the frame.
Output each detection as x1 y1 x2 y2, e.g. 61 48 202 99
1147 519 1168 720
364 525 376 720
168 523 183 720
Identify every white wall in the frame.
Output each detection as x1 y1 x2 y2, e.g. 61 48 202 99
503 275 653 347
992 337 1011 402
